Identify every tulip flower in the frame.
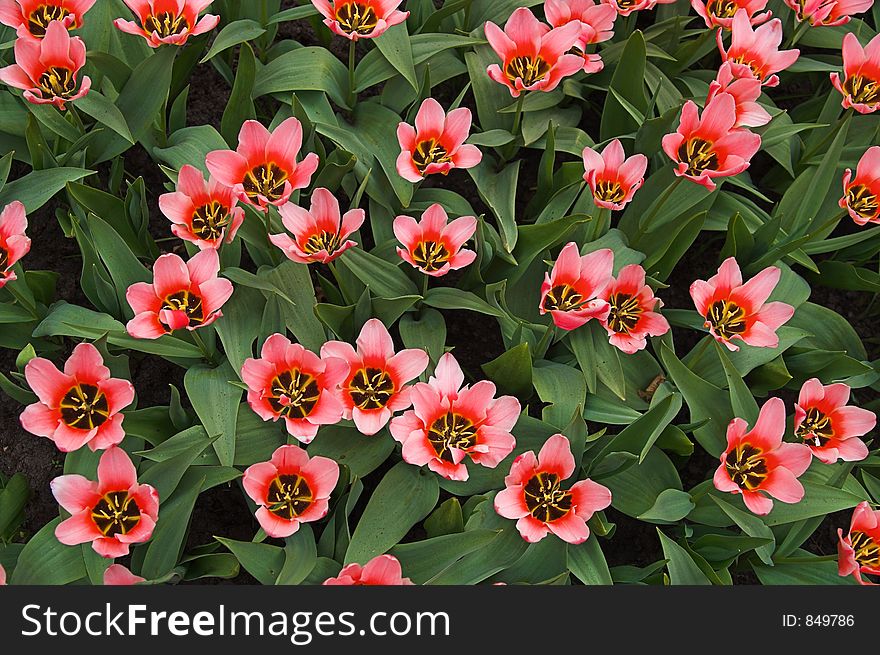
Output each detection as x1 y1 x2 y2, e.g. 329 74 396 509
393 204 477 277
389 353 520 482
159 165 244 250
395 98 482 182
125 249 233 339
52 446 160 557
0 19 90 108
840 146 880 225
0 563 5 585
241 333 348 443
269 187 365 264
690 257 794 351
718 10 799 87
598 264 670 354
713 398 812 515
601 0 676 16
0 0 95 38
581 139 648 211
544 0 617 73
20 343 135 452
321 319 429 436
311 0 408 40
794 379 874 464
485 7 584 97
706 61 772 128
831 32 880 114
0 201 30 289
785 0 872 26
838 501 880 585
243 444 339 538
114 0 219 48
103 564 145 585
661 92 761 191
206 118 320 211
323 554 414 585
495 434 612 544
539 242 613 331
691 0 771 29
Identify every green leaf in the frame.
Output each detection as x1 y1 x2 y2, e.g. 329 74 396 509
345 462 439 564
710 496 776 565
0 167 93 212
260 261 327 352
0 473 28 539
75 90 134 143
338 246 418 298
254 47 350 109
140 471 204 580
220 42 257 147
754 558 857 585
637 489 695 523
214 285 263 376
468 159 520 252
201 19 266 63
352 102 414 208
216 537 286 585
9 518 86 585
763 480 864 526
374 22 418 91
153 125 229 178
276 525 317 585
307 424 396 478
482 342 532 398
600 31 648 141
567 534 613 585
714 340 759 424
390 530 499 584
657 529 712 585
569 320 627 400
184 362 242 467
422 287 505 317
399 308 446 363
532 361 586 429
424 498 465 538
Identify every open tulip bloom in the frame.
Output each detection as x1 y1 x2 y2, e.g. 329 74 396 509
691 0 771 30
544 0 617 73
20 343 135 452
718 10 799 87
242 334 348 443
243 444 339 538
601 0 676 16
495 434 612 544
785 0 873 26
713 398 812 515
159 164 244 250
485 7 584 97
394 204 477 277
831 32 880 113
0 19 90 108
126 249 233 338
0 200 30 288
599 264 670 354
582 139 648 210
206 118 319 211
323 554 413 585
0 563 5 585
794 379 874 464
51 446 160 557
321 319 429 436
838 501 880 585
707 61 772 128
269 187 365 264
311 0 408 40
0 0 95 37
841 146 880 225
690 257 794 351
103 564 146 586
540 242 614 331
114 0 219 48
389 353 520 482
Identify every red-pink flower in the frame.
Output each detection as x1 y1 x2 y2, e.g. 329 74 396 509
320 319 428 436
269 187 364 264
581 139 647 211
495 434 611 544
126 249 233 339
692 0 771 29
598 264 669 354
718 10 799 87
114 0 219 48
241 333 348 443
206 118 320 211
395 98 482 183
0 201 30 289
103 564 145 585
323 554 414 585
831 32 880 114
690 257 794 351
311 0 408 41
707 61 772 128
0 19 90 108
242 444 339 539
661 93 761 191
0 0 95 37
840 146 880 225
51 446 159 558
713 397 812 515
393 204 477 278
794 378 874 464
389 353 520 482
838 501 880 585
785 0 872 26
600 0 677 15
485 7 584 97
0 563 5 585
20 343 135 453
159 165 244 250
539 242 613 331
544 0 617 73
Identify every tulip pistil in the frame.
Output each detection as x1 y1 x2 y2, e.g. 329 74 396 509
678 137 719 176
349 367 395 410
29 5 72 36
606 293 643 334
850 530 880 568
144 11 189 38
524 472 573 523
268 370 321 419
335 2 378 35
725 443 768 490
243 163 289 203
267 474 314 519
191 201 232 241
38 66 76 98
845 183 879 220
427 412 477 463
504 55 550 87
162 290 205 325
795 407 835 447
59 383 109 430
706 299 747 340
91 491 141 537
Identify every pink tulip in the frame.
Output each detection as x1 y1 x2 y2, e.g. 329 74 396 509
794 379 874 464
838 501 880 585
691 0 771 29
114 0 219 48
707 61 772 128
0 0 95 38
718 10 799 87
323 554 414 585
831 32 880 114
0 201 30 289
785 0 873 26
393 204 477 277
598 264 669 354
582 139 648 210
539 242 613 331
544 0 617 73
601 0 676 17
103 564 145 585
0 563 5 585
311 0 408 41
840 146 880 225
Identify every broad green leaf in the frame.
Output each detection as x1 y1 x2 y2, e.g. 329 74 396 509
216 537 286 585
184 362 242 467
567 534 613 585
468 158 520 252
600 31 649 140
0 167 93 212
390 530 499 584
374 22 418 91
657 530 712 585
254 46 350 109
711 496 776 565
76 90 134 142
201 19 266 63
10 517 86 585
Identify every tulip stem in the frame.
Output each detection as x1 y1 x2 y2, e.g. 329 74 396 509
499 94 526 166
191 330 218 366
785 19 811 49
5 279 39 319
421 273 429 298
264 208 279 266
348 39 357 108
327 260 350 304
807 208 848 239
637 176 683 239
